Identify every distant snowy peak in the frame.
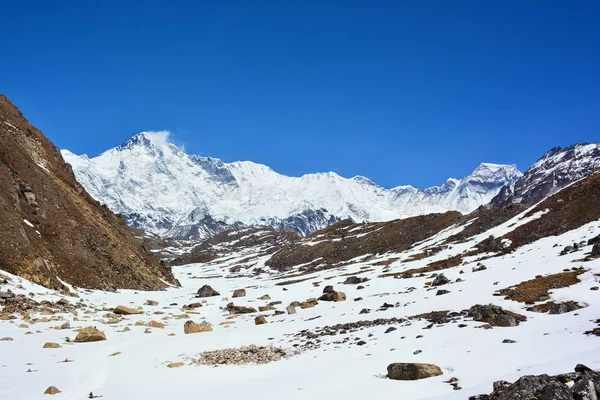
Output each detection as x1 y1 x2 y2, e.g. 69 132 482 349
62 132 522 239
488 143 600 209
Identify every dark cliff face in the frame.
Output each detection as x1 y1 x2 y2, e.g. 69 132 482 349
488 143 600 209
0 95 177 291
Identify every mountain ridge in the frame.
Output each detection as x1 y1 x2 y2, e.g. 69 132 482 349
62 132 522 239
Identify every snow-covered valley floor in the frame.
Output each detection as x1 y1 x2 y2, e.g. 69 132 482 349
2 220 600 400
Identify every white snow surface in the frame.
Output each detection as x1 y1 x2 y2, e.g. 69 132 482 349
2 210 600 399
61 132 522 236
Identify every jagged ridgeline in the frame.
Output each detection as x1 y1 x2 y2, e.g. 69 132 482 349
62 132 523 240
0 95 177 291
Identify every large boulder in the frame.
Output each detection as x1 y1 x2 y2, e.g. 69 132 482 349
319 291 346 302
183 320 212 334
432 274 450 286
197 285 220 298
113 305 140 315
343 276 368 285
387 363 443 380
255 316 267 325
74 327 107 343
232 289 246 298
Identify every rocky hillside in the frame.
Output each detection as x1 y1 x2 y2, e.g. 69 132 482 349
62 132 521 239
488 143 600 209
0 95 177 291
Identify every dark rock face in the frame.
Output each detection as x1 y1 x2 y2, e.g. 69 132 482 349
592 243 600 257
549 301 583 315
469 364 600 400
0 95 176 291
488 143 600 209
197 285 220 298
467 304 526 327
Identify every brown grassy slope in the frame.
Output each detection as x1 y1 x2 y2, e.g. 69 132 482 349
266 211 463 272
501 171 600 251
0 95 177 291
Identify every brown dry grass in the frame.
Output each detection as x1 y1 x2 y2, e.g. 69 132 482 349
379 255 463 278
497 271 584 304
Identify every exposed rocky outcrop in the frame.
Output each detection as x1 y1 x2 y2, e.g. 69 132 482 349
0 95 176 291
469 364 600 399
488 143 600 209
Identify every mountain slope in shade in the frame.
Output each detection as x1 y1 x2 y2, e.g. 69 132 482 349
62 132 522 239
0 95 176 291
488 143 600 209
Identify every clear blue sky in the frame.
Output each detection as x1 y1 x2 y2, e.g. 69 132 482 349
1 1 598 188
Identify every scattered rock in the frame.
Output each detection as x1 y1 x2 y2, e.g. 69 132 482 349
502 339 516 343
113 305 140 315
255 316 267 325
259 295 271 300
226 303 257 314
0 337 13 341
147 320 165 329
145 300 159 306
387 363 443 380
286 305 297 315
197 285 220 298
432 274 450 286
44 386 61 395
232 289 246 298
74 327 107 343
385 327 397 333
43 342 61 348
167 362 184 368
183 321 213 334
343 276 368 285
436 290 450 296
195 344 291 365
468 304 526 327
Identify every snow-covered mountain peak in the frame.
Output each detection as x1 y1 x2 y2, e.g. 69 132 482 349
62 132 523 239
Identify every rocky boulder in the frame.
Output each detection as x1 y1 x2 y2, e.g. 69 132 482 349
467 304 526 327
183 320 213 334
318 286 346 302
74 327 107 343
113 305 141 315
226 302 257 315
432 274 450 286
387 363 443 380
255 316 267 325
343 276 368 285
44 386 61 395
232 289 246 298
197 285 220 298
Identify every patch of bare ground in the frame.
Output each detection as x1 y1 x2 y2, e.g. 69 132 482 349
496 270 584 304
443 204 527 245
274 277 314 286
379 255 463 278
266 211 463 273
371 257 400 266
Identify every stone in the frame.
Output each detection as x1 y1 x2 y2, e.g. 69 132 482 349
0 337 13 341
145 300 159 306
436 290 450 296
259 295 271 300
184 320 212 334
43 342 61 348
258 306 276 312
74 327 107 342
387 363 443 380
592 243 600 257
167 362 184 368
255 316 267 325
432 274 450 286
197 285 220 298
44 386 61 395
226 303 257 314
147 320 165 329
59 321 70 330
502 339 516 343
113 305 140 315
343 276 367 285
232 289 246 298
286 305 296 315
299 299 319 309
571 376 599 400
548 301 582 314
467 304 525 327
385 327 397 334
319 291 346 302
